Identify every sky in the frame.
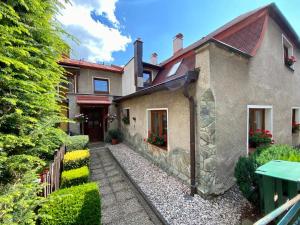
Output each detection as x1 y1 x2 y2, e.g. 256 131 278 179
57 0 300 66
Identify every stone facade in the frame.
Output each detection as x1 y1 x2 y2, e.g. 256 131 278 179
197 89 217 194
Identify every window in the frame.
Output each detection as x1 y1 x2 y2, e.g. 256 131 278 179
292 108 300 133
122 108 130 125
167 60 182 77
249 109 265 131
94 78 109 93
67 75 76 93
282 35 294 68
143 71 152 87
247 106 273 154
148 109 168 149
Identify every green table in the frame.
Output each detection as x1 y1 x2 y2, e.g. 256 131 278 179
256 160 300 214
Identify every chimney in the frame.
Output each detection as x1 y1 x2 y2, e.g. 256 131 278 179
134 38 144 89
173 33 183 54
150 53 158 65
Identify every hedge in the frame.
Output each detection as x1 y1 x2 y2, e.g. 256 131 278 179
63 150 90 170
235 144 300 205
66 135 89 151
39 182 100 225
61 166 89 188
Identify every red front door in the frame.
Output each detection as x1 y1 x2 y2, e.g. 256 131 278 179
81 107 104 142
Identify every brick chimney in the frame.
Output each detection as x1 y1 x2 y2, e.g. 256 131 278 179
173 33 183 54
150 52 158 65
134 38 143 88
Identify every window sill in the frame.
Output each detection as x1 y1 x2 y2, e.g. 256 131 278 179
284 64 295 72
147 142 167 152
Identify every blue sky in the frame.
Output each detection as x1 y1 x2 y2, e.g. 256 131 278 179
58 0 300 66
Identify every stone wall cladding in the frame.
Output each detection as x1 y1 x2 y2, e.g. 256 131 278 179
121 127 190 185
197 88 217 195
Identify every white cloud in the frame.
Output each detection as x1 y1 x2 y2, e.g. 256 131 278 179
57 0 131 62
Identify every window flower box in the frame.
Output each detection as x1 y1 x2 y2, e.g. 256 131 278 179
249 129 273 148
285 55 297 67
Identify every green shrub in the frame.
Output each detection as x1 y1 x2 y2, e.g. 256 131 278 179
61 166 89 188
105 129 123 143
235 144 300 206
255 144 300 165
234 156 259 205
0 172 45 225
39 182 101 225
63 150 90 170
66 135 89 151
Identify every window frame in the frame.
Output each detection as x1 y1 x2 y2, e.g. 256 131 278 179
122 108 130 125
246 105 273 155
282 34 294 69
93 77 110 94
146 108 169 150
142 70 152 87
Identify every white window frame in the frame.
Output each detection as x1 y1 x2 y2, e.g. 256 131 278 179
167 60 182 77
142 70 152 86
246 105 273 155
146 108 169 151
282 34 294 69
92 76 110 94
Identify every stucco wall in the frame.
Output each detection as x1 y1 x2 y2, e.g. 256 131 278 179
119 88 191 183
77 68 122 96
122 58 136 96
204 17 300 194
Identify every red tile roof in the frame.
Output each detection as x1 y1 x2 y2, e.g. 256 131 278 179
59 58 123 73
76 95 111 104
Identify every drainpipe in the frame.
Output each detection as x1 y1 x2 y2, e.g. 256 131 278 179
183 70 199 196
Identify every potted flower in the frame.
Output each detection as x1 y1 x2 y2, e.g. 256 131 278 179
285 55 297 67
147 132 166 147
249 129 273 148
107 129 122 145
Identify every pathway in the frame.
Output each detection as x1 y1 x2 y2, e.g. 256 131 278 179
89 143 162 225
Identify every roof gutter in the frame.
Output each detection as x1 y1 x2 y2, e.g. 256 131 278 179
183 70 199 196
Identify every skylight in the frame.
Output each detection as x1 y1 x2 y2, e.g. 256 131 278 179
167 60 182 77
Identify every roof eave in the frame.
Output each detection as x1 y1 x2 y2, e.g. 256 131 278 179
114 75 188 102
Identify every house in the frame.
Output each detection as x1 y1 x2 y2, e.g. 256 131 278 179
61 3 300 195
59 58 123 142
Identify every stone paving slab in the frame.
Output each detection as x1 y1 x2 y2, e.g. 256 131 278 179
89 144 162 225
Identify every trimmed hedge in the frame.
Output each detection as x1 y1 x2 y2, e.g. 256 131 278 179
235 144 300 205
66 135 89 151
63 150 90 170
61 166 89 188
39 182 101 225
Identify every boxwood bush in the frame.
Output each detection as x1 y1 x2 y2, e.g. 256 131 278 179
66 135 89 151
61 166 89 188
63 150 90 170
39 182 101 225
235 144 300 206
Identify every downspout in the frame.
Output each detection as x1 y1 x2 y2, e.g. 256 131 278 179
183 70 199 196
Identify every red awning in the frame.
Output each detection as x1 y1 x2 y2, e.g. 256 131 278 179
76 95 111 105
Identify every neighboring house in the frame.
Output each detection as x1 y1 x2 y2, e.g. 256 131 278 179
59 58 123 142
62 3 300 195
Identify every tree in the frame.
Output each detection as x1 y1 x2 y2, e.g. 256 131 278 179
0 1 70 223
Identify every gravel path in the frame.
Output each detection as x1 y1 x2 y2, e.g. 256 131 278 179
108 143 251 225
